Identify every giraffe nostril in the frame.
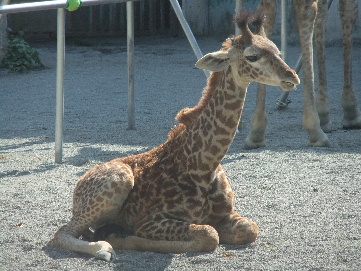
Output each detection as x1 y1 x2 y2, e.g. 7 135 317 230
285 70 294 78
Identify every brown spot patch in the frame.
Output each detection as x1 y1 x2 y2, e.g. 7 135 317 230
224 100 242 111
163 187 179 198
210 145 220 156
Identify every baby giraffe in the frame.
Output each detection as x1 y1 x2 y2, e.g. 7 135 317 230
48 11 300 261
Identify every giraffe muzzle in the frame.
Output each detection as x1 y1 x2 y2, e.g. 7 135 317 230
280 81 296 91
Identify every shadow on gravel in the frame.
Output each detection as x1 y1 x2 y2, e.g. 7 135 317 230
0 136 52 152
111 250 173 271
43 244 174 271
65 145 151 169
42 245 94 261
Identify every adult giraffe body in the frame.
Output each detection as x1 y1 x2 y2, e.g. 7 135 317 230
48 11 300 261
245 0 361 149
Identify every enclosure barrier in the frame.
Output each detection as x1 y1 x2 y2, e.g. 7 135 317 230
276 0 335 108
0 0 206 163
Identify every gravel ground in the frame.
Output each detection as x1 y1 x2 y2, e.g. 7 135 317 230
0 35 360 271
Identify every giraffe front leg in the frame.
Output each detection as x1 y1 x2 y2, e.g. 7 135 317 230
214 212 259 245
314 0 332 133
339 0 361 129
244 0 277 150
106 216 219 254
48 219 116 261
245 83 268 149
295 0 330 146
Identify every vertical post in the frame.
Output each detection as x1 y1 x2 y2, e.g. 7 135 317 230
127 1 135 130
0 0 10 62
55 8 65 163
281 0 286 60
235 0 242 36
0 0 10 21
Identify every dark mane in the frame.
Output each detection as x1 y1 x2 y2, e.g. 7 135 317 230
175 9 264 128
167 123 186 139
175 72 223 127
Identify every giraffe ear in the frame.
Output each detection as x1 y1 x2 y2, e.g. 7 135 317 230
195 50 230 72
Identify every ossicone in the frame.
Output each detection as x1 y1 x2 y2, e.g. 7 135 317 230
234 9 266 37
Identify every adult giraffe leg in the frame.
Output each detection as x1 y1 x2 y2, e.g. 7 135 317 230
339 0 361 129
314 0 332 132
295 0 330 146
244 0 277 149
245 83 268 149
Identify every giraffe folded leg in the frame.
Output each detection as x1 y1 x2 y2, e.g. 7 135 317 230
48 160 134 261
107 218 219 254
214 212 259 245
48 220 116 261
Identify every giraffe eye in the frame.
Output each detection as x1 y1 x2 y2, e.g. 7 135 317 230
245 55 260 62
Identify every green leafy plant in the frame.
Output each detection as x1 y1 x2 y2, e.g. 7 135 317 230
1 32 44 72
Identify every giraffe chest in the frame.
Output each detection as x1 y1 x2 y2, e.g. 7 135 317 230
120 164 235 227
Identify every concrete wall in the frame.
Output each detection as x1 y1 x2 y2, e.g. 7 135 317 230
0 15 7 61
182 0 209 35
183 0 361 43
4 0 361 44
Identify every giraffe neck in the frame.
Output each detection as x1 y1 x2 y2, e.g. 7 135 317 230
180 67 248 178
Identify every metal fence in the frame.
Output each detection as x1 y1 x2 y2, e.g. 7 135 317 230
8 0 181 37
0 0 205 164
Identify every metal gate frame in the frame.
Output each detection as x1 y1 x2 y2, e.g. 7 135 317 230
0 0 207 163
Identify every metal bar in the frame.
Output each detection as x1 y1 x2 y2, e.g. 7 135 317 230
169 0 210 78
281 0 286 60
0 0 140 14
55 8 65 164
0 0 64 14
0 0 11 21
127 1 135 130
1 0 139 162
235 0 242 36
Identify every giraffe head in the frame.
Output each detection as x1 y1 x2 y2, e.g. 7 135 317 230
196 11 300 91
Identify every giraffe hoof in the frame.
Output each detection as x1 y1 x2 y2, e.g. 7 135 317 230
342 118 361 130
92 240 116 261
308 138 330 147
320 122 332 133
243 139 265 150
95 249 116 262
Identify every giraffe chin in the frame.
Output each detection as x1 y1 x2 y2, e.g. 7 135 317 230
280 81 297 91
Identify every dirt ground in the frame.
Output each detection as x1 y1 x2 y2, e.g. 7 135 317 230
0 35 360 271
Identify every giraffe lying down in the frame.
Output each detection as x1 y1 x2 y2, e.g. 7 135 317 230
48 11 300 261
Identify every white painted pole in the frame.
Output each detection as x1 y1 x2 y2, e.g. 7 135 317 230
235 0 242 36
127 1 135 130
0 0 138 14
55 8 65 163
281 0 286 60
169 0 209 78
0 0 11 21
